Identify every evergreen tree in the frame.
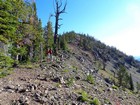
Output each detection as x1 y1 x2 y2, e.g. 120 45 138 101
123 71 130 88
117 65 134 90
129 74 134 91
117 65 127 87
0 0 44 64
0 0 18 68
21 1 43 62
60 35 67 50
8 0 30 61
33 19 43 62
44 21 54 48
0 0 17 44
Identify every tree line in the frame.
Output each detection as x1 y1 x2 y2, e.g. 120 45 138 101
0 0 43 67
0 0 67 69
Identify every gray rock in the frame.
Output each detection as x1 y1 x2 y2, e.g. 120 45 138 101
41 97 48 103
19 77 27 81
52 76 61 83
118 96 124 100
19 96 30 104
60 77 65 84
45 89 48 94
75 76 81 80
0 89 2 93
11 96 30 105
4 85 16 93
33 91 48 104
50 96 55 101
17 86 27 93
27 84 37 92
52 64 61 69
37 74 47 81
4 85 15 90
107 88 113 92
7 89 15 93
71 101 78 105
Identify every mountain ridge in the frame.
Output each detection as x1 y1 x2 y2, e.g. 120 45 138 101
62 31 140 84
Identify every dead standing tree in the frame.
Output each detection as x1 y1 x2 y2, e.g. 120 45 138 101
53 0 67 54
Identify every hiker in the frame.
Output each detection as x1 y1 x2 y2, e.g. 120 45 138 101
46 47 53 62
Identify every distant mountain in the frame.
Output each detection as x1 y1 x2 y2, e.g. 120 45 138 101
134 57 140 61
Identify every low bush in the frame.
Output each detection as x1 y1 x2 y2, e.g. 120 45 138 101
112 85 118 90
0 68 13 78
66 77 75 87
0 53 14 68
86 74 94 84
90 97 101 105
77 90 101 105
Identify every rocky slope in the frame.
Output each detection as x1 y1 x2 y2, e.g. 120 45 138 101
0 44 139 105
63 32 140 85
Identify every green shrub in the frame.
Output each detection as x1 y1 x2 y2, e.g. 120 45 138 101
63 69 69 73
72 66 78 73
77 90 89 102
86 74 94 84
67 77 75 87
80 91 89 102
0 53 15 78
0 71 7 78
0 53 14 68
26 64 33 69
78 90 100 104
0 68 13 78
112 85 118 90
90 97 101 105
125 88 133 95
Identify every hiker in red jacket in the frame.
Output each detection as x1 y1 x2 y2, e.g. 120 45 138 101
46 48 53 62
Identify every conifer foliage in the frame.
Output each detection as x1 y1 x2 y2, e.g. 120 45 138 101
44 21 54 49
0 0 17 43
0 0 44 69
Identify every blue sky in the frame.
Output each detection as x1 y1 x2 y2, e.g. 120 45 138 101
36 0 140 57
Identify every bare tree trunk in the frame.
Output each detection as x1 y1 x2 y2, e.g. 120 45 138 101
16 55 19 61
54 15 58 44
29 46 33 61
16 44 20 61
53 0 67 54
